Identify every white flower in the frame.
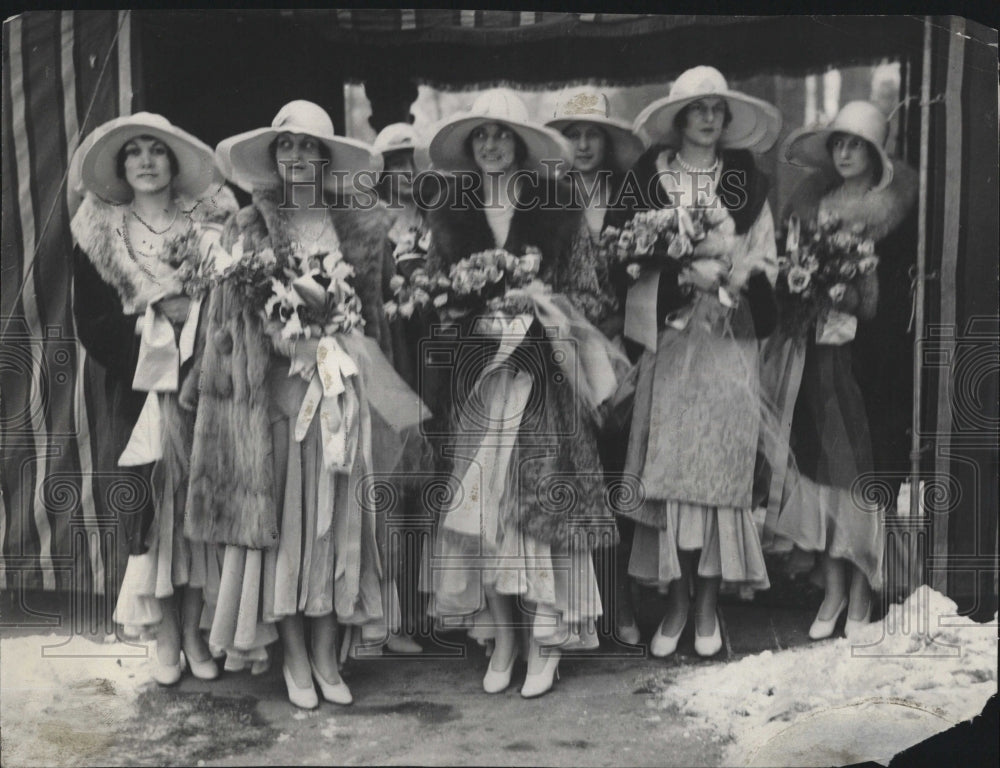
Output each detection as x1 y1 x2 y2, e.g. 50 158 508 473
626 263 642 281
433 293 449 308
399 300 415 319
384 301 398 320
828 283 847 303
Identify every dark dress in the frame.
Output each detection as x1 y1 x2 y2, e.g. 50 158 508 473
420 176 616 648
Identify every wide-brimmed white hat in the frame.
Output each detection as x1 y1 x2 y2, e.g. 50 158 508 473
427 89 573 177
546 90 643 172
75 112 219 203
634 66 782 153
781 100 894 191
373 122 418 157
215 100 382 193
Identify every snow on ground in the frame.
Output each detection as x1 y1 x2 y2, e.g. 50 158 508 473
0 633 155 767
657 586 998 767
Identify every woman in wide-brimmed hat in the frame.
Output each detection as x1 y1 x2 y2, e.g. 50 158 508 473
188 100 429 709
420 89 629 699
70 112 236 686
371 121 432 655
762 100 917 640
607 66 782 660
546 90 644 646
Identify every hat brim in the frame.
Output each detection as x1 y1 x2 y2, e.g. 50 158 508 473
78 117 219 204
781 125 894 192
216 124 382 194
634 91 783 154
428 115 573 177
546 116 644 173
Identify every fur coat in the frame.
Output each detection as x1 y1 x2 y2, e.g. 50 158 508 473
787 163 919 481
184 189 395 549
424 180 617 549
70 189 236 554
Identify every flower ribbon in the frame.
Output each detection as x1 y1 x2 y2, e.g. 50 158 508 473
292 335 367 476
119 296 202 467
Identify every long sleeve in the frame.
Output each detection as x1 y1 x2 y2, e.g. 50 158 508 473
72 245 141 380
739 203 779 339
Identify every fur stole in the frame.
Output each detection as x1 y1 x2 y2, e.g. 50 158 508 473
70 189 237 314
186 191 395 549
785 161 918 243
424 179 577 274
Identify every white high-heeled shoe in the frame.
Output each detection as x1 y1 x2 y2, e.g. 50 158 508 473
183 643 219 681
310 657 353 705
693 612 723 658
151 647 185 686
520 649 561 699
650 613 687 658
385 633 423 654
482 648 517 694
282 665 319 710
808 597 848 640
844 599 873 640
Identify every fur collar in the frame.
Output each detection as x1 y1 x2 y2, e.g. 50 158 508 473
71 189 237 314
786 161 918 241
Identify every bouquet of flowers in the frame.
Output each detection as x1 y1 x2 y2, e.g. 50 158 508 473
599 205 736 282
392 225 432 265
447 245 542 315
159 226 218 298
776 211 879 336
263 250 365 341
384 266 451 321
216 234 281 311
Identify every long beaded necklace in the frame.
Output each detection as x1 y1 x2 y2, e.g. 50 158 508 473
130 204 178 235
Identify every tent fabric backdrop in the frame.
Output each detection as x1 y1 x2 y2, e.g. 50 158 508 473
1 10 134 597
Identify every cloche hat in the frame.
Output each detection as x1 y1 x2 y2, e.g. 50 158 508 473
781 100 894 191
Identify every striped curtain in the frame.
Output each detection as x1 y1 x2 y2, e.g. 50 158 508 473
1 10 134 597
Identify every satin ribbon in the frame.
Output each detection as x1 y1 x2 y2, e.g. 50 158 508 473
292 335 364 475
815 309 858 346
624 269 660 351
520 285 629 418
759 331 808 542
120 297 202 467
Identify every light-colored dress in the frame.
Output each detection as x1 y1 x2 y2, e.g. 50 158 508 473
207 221 406 659
106 217 223 639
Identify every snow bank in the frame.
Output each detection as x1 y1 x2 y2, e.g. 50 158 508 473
0 633 154 767
657 586 997 767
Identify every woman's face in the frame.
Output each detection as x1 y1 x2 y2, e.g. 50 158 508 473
830 132 874 183
384 150 416 196
680 97 727 150
470 122 518 174
275 132 325 186
122 136 173 195
564 123 607 174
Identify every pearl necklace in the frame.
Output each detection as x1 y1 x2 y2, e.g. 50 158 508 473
673 152 721 174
